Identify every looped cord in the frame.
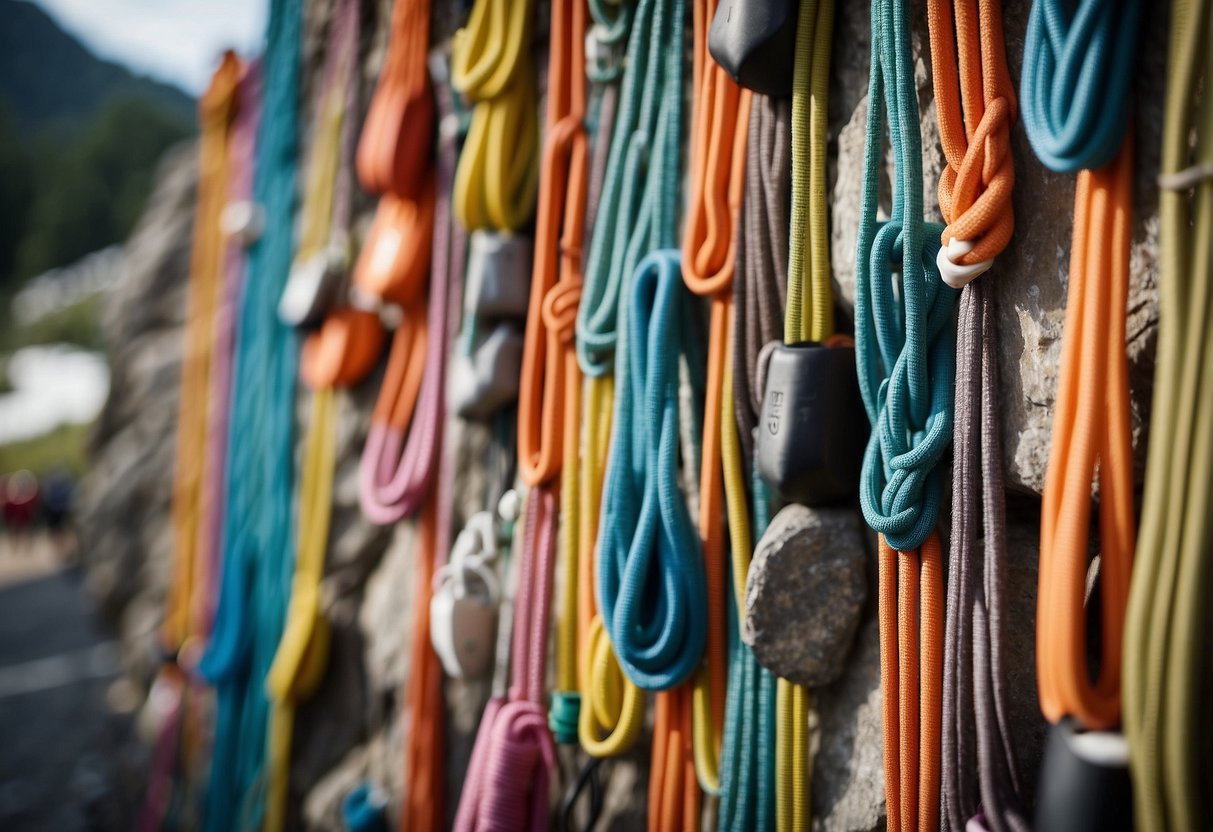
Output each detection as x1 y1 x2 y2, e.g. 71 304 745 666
200 0 303 827
598 250 708 691
454 489 560 832
359 68 465 525
356 0 433 197
928 0 1017 280
854 0 959 553
1019 0 1144 173
1036 140 1136 730
576 0 686 377
1124 2 1213 827
452 0 539 232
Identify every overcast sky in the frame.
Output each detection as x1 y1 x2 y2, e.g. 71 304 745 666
31 0 266 95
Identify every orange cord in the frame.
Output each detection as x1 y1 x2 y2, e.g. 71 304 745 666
680 0 752 799
401 495 446 832
1037 135 1136 730
356 0 433 198
517 0 587 489
878 533 944 832
649 688 701 832
926 0 1016 264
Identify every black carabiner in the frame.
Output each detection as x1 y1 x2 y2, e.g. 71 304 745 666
558 756 605 832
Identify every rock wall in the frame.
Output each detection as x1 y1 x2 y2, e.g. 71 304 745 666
75 1 1166 830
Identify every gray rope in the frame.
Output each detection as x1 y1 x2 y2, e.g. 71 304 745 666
733 94 791 460
943 277 1029 832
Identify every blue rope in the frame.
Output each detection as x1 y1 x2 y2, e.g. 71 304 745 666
1020 0 1144 173
598 250 708 691
718 471 776 832
854 0 958 553
576 0 685 377
198 0 302 828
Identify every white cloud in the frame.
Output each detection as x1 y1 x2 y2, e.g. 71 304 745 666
30 0 267 95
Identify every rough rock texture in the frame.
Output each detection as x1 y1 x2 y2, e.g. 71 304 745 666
72 1 1168 830
745 504 868 687
827 0 1168 494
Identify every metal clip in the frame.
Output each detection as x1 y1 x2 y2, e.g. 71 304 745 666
585 23 627 82
279 236 349 328
220 200 265 247
756 341 868 505
1035 720 1132 832
708 0 798 97
465 230 532 319
449 323 525 419
430 509 502 680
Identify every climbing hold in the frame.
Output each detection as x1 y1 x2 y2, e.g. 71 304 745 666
708 0 797 97
755 341 867 506
465 230 533 318
744 503 867 686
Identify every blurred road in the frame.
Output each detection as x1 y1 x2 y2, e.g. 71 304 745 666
0 537 143 831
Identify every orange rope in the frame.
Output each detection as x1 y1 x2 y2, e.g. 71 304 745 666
1037 135 1136 730
401 495 446 832
681 0 752 798
649 688 701 832
927 0 1016 266
878 533 944 832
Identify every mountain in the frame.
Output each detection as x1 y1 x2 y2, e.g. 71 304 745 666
0 0 195 139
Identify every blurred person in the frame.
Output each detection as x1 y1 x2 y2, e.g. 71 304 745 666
41 467 75 556
4 469 40 553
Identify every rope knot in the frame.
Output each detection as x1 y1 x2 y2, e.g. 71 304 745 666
937 96 1015 282
542 278 583 344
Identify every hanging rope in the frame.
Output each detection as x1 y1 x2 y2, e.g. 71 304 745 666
515 0 589 746
576 0 686 377
451 0 539 232
261 2 365 828
197 0 303 826
140 52 243 832
856 1 955 829
1019 0 1143 174
1124 3 1213 829
681 0 752 797
924 0 1026 829
394 63 465 832
1023 0 1140 732
454 489 561 832
575 0 647 765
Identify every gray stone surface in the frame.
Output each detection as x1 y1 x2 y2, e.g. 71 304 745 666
745 505 868 687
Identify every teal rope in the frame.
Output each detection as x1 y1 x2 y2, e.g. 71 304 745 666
198 1 302 828
576 0 685 377
854 0 958 553
718 471 776 832
598 250 708 690
1020 0 1144 173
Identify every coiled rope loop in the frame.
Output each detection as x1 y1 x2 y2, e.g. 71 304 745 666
855 0 958 555
576 0 686 377
452 0 539 232
1020 0 1144 173
598 250 708 692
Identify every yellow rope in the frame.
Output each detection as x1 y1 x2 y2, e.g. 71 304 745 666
577 376 646 756
452 0 539 231
164 53 242 651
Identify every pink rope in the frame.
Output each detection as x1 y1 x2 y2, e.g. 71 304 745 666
358 115 462 525
454 488 559 832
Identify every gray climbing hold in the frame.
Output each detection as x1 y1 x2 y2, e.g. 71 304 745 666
744 503 867 687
